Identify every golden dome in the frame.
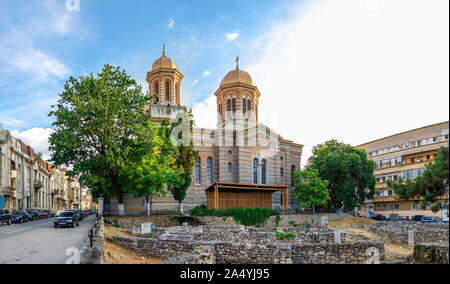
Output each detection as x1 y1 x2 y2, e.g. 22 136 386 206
152 52 177 71
220 68 253 86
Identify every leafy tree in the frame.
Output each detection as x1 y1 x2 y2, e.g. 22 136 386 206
167 111 197 213
293 168 330 213
388 147 449 212
119 122 177 215
308 140 376 211
49 65 150 203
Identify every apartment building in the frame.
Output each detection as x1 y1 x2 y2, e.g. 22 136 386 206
357 122 449 219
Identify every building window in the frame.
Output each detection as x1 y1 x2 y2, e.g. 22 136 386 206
195 157 201 185
175 83 180 105
243 99 247 114
247 100 251 112
207 157 213 184
227 99 231 112
261 159 267 185
165 81 170 101
154 81 159 95
232 98 236 113
253 158 259 184
291 165 296 187
280 167 284 177
228 162 233 173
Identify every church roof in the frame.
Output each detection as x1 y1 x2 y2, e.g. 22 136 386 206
152 51 177 71
220 68 253 86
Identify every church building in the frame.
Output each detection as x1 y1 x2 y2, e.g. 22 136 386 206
111 50 303 214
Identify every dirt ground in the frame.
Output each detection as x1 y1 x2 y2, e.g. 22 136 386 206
329 218 414 260
104 225 166 264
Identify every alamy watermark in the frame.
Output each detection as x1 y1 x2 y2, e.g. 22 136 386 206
65 247 81 264
66 0 80 12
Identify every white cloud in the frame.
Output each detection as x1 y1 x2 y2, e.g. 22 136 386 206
0 117 24 127
203 70 211 77
11 128 54 161
192 79 199 86
192 95 217 129
194 0 449 167
168 17 175 28
226 31 240 41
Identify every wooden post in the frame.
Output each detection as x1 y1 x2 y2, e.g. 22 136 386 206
283 188 289 211
214 184 219 210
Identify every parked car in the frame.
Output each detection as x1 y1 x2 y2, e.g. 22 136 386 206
368 214 387 221
0 209 12 226
11 211 30 223
412 215 425 222
27 210 40 221
49 210 56 217
421 216 440 223
54 211 79 228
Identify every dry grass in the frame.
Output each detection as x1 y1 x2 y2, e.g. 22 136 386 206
104 224 166 264
329 218 413 260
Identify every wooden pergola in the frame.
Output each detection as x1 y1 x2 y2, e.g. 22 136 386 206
206 182 289 211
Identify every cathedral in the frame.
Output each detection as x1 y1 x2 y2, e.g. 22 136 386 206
111 50 303 214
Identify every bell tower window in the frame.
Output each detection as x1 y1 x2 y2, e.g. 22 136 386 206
165 81 170 102
243 99 247 114
227 99 231 112
175 83 180 105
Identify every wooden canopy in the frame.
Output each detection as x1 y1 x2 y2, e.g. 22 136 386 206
205 182 289 211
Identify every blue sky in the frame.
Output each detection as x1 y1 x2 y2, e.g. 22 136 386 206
1 0 448 163
0 0 300 130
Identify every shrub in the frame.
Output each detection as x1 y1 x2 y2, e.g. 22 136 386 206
275 231 296 240
190 205 279 227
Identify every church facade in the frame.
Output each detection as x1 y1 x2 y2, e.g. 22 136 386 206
111 51 303 214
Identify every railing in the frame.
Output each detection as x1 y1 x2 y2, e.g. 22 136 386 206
149 104 187 120
2 186 16 197
33 180 44 190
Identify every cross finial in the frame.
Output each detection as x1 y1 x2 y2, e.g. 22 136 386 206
236 56 240 70
162 44 166 56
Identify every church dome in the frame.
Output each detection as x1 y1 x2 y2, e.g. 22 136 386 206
220 68 253 86
152 53 177 71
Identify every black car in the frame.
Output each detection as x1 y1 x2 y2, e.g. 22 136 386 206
412 215 425 222
0 209 12 226
27 210 40 221
11 211 30 224
368 214 386 221
68 209 82 221
54 212 79 228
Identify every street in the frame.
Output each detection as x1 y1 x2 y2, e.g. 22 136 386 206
0 215 96 264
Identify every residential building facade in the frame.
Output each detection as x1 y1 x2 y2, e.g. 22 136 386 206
357 122 449 219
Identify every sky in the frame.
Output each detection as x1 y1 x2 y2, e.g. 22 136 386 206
0 0 449 164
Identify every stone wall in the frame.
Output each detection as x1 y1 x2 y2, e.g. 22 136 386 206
81 218 105 265
367 222 449 245
113 236 384 264
413 243 449 264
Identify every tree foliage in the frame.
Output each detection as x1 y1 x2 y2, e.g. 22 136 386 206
308 140 376 210
49 65 150 202
293 168 330 211
388 147 449 212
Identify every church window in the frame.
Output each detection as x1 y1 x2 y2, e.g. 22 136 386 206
243 99 247 114
228 162 233 173
207 157 213 184
195 157 201 185
227 99 232 112
291 165 297 187
154 82 160 102
253 158 259 184
165 81 170 101
232 98 236 113
261 159 267 185
175 83 180 105
247 100 251 112
280 167 284 177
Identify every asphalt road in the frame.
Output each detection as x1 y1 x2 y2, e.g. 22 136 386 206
0 215 96 264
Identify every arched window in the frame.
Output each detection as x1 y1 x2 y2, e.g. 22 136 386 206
228 162 233 173
207 157 213 184
247 100 251 112
291 165 296 187
154 82 160 102
261 159 267 185
253 158 259 184
165 81 170 102
243 99 247 114
175 83 180 105
227 99 232 112
195 157 201 185
280 167 284 177
232 98 237 113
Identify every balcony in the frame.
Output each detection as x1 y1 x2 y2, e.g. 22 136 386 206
33 180 44 190
2 186 16 197
148 104 187 121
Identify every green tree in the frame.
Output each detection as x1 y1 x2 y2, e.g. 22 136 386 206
119 122 177 215
49 65 150 204
293 168 330 213
388 147 449 212
168 111 198 214
308 140 376 211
